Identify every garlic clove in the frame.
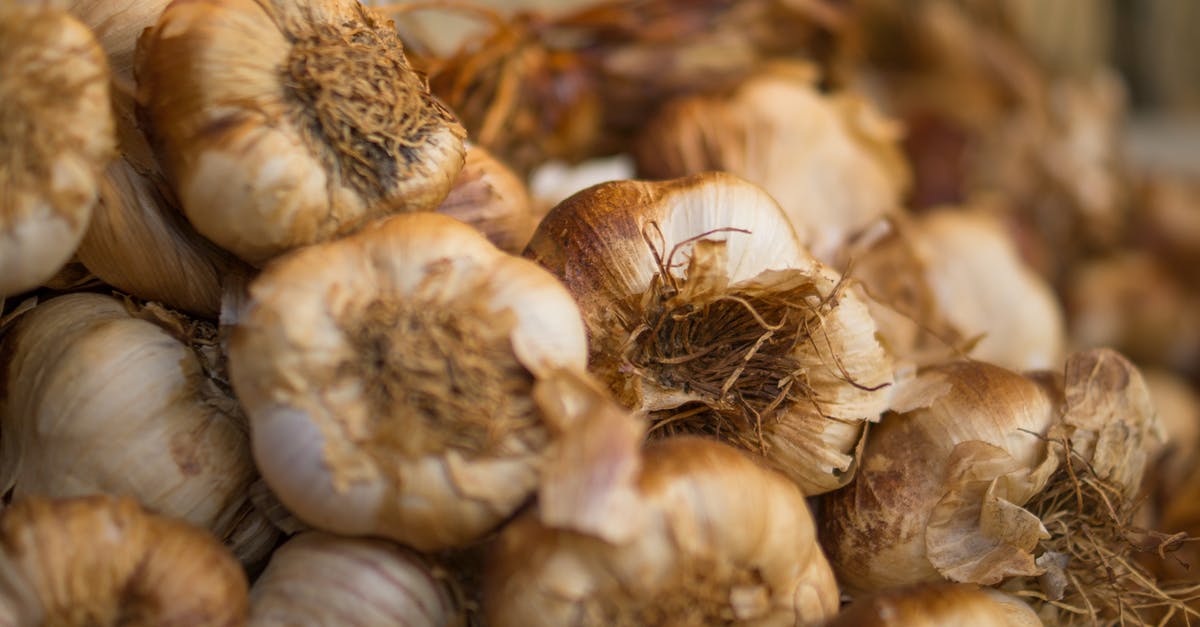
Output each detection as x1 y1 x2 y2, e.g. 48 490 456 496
636 62 910 264
0 495 247 626
137 0 467 265
0 293 270 562
230 212 588 550
435 144 537 254
0 4 114 297
249 532 462 626
486 433 840 627
826 583 1041 627
526 172 895 495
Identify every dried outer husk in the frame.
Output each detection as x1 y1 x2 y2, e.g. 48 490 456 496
857 209 1065 372
635 61 910 264
77 86 248 319
434 144 536 254
229 212 589 551
1066 251 1200 376
136 0 466 265
525 172 894 496
485 373 839 626
416 0 851 174
0 293 275 562
249 532 463 627
821 349 1164 620
66 0 173 86
0 495 247 626
825 583 1041 627
0 4 114 297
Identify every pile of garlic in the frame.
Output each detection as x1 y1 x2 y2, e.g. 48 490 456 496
2 0 1199 625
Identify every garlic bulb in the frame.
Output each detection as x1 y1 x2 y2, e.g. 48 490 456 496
636 63 910 263
137 0 467 264
0 4 114 297
528 154 637 221
230 212 588 550
0 495 247 626
435 144 536 254
826 583 1041 627
0 293 272 559
249 532 462 626
486 374 838 626
525 172 894 495
821 349 1164 622
861 209 1065 371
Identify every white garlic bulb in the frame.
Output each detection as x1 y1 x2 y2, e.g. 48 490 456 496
230 212 589 550
636 63 910 264
0 293 270 558
487 385 840 627
435 144 537 254
137 0 466 264
0 4 114 297
525 172 895 495
249 532 462 626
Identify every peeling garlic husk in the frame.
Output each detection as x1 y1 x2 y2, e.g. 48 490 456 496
858 209 1065 371
821 349 1160 604
825 583 1041 627
249 532 462 626
434 144 536 254
0 4 114 297
486 372 838 626
0 293 275 561
0 495 248 626
525 172 894 495
67 0 172 86
230 212 588 551
636 62 910 264
136 0 467 265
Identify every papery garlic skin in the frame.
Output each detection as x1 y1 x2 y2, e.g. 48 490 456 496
435 144 536 254
486 437 840 627
231 212 588 551
249 532 461 627
137 0 466 264
0 294 266 557
0 5 113 297
0 495 247 627
525 172 894 495
825 583 1041 627
67 0 173 85
636 63 909 263
819 360 1059 592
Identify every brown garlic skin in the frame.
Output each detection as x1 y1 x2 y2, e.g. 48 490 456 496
525 172 894 496
249 532 462 626
434 144 537 254
826 583 1041 627
0 4 114 297
137 0 466 265
0 495 248 626
486 429 839 626
821 349 1159 604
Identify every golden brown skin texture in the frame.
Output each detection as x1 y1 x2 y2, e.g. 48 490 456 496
826 583 1041 627
0 495 248 626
